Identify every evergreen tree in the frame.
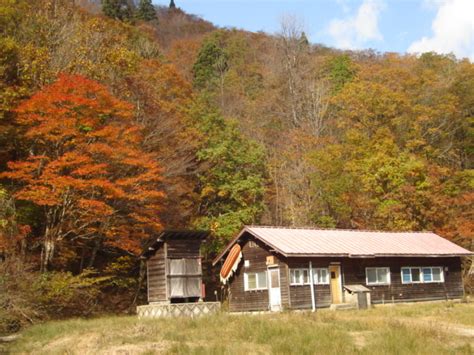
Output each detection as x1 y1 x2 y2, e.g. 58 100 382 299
192 32 228 91
169 0 176 9
328 54 356 93
136 0 156 21
299 31 309 48
101 0 133 21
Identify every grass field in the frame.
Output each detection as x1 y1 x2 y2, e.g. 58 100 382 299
4 301 474 354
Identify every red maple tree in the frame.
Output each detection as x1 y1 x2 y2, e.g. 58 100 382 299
2 74 164 271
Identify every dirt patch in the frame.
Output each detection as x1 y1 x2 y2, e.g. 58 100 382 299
349 331 373 349
398 317 474 338
40 333 170 355
100 342 170 355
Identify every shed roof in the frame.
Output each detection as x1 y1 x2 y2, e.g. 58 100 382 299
141 230 209 258
213 226 472 265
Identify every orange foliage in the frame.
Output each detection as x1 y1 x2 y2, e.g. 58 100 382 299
1 74 165 265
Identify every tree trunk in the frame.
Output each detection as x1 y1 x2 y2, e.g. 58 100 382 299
133 258 146 305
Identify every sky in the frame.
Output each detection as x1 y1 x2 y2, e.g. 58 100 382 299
153 0 474 61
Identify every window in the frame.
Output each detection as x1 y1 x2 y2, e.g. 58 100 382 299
290 268 329 285
168 258 201 298
248 241 258 248
313 268 330 285
290 268 310 285
366 267 390 285
244 271 267 291
401 267 444 284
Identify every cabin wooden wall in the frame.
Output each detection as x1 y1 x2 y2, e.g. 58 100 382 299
341 257 464 303
147 244 167 302
227 244 464 312
228 237 293 312
285 259 332 309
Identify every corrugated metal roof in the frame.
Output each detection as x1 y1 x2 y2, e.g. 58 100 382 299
245 226 472 257
213 226 472 264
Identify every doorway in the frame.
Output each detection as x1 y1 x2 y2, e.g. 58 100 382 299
268 267 281 311
329 264 342 304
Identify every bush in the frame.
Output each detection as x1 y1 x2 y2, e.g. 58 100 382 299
0 257 108 334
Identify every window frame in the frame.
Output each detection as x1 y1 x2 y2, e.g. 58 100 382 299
365 267 391 286
312 268 330 285
401 266 444 284
289 268 311 286
244 271 268 291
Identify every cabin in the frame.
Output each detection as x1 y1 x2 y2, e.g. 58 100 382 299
213 226 473 312
137 230 220 318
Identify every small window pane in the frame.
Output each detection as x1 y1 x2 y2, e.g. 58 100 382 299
290 270 296 284
247 273 257 290
169 259 185 275
378 268 388 283
295 270 301 283
302 269 309 284
367 268 377 284
292 269 300 284
411 268 421 282
432 268 442 281
186 277 201 297
258 271 268 288
170 277 185 297
322 269 329 284
313 269 320 284
313 269 329 284
185 259 200 274
402 268 411 283
423 268 432 282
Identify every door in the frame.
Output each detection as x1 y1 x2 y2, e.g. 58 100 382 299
268 267 281 311
329 264 342 304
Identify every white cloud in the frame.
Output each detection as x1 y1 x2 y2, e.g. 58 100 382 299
327 0 385 50
408 0 474 61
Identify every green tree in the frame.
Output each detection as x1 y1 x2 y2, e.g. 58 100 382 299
192 32 228 91
101 0 133 21
328 54 356 93
192 98 266 250
169 0 176 9
136 0 156 22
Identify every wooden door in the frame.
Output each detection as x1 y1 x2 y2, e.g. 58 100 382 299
329 265 342 304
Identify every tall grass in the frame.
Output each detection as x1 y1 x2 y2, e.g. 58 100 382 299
7 302 473 354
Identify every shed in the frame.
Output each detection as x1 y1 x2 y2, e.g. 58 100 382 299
142 230 209 303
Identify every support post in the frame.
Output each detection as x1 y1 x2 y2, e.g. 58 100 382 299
309 261 316 312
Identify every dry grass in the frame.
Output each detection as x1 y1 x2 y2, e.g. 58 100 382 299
5 301 474 354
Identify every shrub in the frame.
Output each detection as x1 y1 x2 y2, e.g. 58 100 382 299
0 257 108 334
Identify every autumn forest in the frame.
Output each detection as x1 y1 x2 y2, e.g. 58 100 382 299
0 0 472 332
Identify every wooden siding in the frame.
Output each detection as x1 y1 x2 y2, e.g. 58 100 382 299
228 249 464 311
285 259 331 309
147 245 167 302
341 257 464 303
167 238 201 259
229 238 274 312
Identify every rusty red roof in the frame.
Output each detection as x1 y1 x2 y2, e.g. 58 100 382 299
213 226 472 264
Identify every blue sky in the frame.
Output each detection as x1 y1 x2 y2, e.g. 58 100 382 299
153 0 474 61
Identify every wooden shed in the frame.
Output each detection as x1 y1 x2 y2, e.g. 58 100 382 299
142 230 209 304
138 230 220 318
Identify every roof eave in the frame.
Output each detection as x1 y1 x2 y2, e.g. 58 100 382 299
284 253 473 258
212 226 289 266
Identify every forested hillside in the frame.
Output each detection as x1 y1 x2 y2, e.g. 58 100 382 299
0 0 472 332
